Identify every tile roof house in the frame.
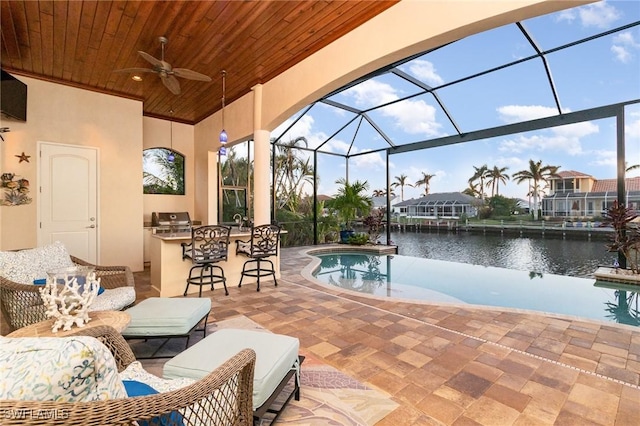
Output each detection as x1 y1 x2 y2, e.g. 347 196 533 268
542 172 640 218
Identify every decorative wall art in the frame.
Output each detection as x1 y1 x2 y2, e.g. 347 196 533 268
1 172 32 206
15 152 31 163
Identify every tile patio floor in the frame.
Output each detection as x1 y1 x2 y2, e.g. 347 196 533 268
135 246 640 425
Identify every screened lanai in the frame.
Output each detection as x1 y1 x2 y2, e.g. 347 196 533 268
219 1 640 246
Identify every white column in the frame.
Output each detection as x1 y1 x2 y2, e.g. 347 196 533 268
252 84 271 225
207 151 219 225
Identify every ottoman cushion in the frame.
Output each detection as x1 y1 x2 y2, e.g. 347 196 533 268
163 328 299 410
122 297 211 337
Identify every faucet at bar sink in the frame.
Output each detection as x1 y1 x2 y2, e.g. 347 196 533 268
233 213 244 231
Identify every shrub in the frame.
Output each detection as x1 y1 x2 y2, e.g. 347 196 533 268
347 233 370 246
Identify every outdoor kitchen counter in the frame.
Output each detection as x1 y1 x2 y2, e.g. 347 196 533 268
149 229 283 297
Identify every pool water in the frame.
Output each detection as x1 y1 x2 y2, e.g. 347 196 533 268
311 252 640 327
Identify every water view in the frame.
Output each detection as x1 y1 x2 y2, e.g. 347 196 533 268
389 230 613 278
311 251 640 327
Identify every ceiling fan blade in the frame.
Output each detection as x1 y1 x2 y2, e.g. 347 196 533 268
113 67 155 74
138 51 163 68
162 75 181 95
173 68 212 81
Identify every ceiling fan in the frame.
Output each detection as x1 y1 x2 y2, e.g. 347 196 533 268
114 36 211 95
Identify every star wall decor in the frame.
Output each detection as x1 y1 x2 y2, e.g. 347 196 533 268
16 152 30 163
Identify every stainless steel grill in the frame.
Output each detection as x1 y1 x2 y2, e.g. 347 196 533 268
151 212 191 234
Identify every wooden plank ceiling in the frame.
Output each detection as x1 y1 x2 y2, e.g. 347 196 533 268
1 0 398 124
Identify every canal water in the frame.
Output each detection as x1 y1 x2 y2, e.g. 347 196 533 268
389 230 614 278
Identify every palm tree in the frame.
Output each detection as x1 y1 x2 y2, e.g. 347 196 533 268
143 148 185 194
391 174 413 201
330 178 373 230
273 136 313 212
486 166 510 197
513 159 561 220
469 165 489 202
626 163 640 173
415 172 436 196
372 189 385 197
462 182 481 198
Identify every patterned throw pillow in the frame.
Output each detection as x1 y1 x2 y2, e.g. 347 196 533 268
0 336 127 402
0 241 74 284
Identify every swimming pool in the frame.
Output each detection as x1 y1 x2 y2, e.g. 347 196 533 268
310 252 640 327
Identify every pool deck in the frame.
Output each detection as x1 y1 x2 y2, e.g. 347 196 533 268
135 245 640 425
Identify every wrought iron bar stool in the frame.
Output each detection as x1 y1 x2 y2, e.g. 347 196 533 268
236 224 281 292
182 225 231 297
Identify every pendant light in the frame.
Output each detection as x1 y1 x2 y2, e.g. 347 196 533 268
168 109 175 163
219 70 228 156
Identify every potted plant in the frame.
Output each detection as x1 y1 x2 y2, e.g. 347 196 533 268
330 178 373 243
363 208 385 244
600 200 640 277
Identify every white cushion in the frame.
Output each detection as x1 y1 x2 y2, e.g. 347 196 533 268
119 361 195 393
123 297 211 337
0 335 126 402
163 328 299 410
89 287 136 312
0 241 73 284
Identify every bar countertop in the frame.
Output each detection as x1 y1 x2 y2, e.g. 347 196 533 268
151 229 254 241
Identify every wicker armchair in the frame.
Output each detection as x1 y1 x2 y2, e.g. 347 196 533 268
0 256 134 333
0 325 256 425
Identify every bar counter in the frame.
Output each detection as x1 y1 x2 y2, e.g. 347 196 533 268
149 229 282 297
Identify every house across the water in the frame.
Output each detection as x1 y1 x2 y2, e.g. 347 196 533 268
542 171 640 218
393 192 482 219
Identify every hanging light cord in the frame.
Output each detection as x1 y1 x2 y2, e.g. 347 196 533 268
219 70 228 149
221 70 226 129
168 109 175 163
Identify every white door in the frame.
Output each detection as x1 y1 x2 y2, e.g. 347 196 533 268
38 143 99 263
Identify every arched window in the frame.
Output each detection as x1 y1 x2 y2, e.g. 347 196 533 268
143 148 185 195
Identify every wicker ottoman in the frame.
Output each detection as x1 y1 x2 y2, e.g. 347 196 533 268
122 297 211 357
163 328 301 425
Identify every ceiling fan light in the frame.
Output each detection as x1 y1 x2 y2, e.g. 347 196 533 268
132 75 143 82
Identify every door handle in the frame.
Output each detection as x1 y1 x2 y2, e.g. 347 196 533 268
87 224 96 228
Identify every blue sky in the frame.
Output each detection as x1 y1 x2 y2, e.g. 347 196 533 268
271 0 640 202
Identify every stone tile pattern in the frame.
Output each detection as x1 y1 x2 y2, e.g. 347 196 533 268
134 246 640 426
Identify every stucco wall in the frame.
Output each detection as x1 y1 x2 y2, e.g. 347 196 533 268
0 77 144 271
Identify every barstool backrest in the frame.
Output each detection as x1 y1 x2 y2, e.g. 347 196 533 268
188 225 231 264
248 224 281 258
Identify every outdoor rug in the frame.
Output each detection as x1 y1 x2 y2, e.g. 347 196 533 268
134 315 399 425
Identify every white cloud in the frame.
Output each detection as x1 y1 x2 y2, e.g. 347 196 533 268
498 122 598 156
611 31 640 63
324 139 351 155
406 60 444 87
555 9 576 24
343 79 397 108
273 114 314 141
497 105 559 123
611 44 632 63
587 149 616 167
626 111 640 140
494 156 526 169
351 151 386 171
497 104 599 156
343 77 444 138
380 100 442 136
578 1 621 28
